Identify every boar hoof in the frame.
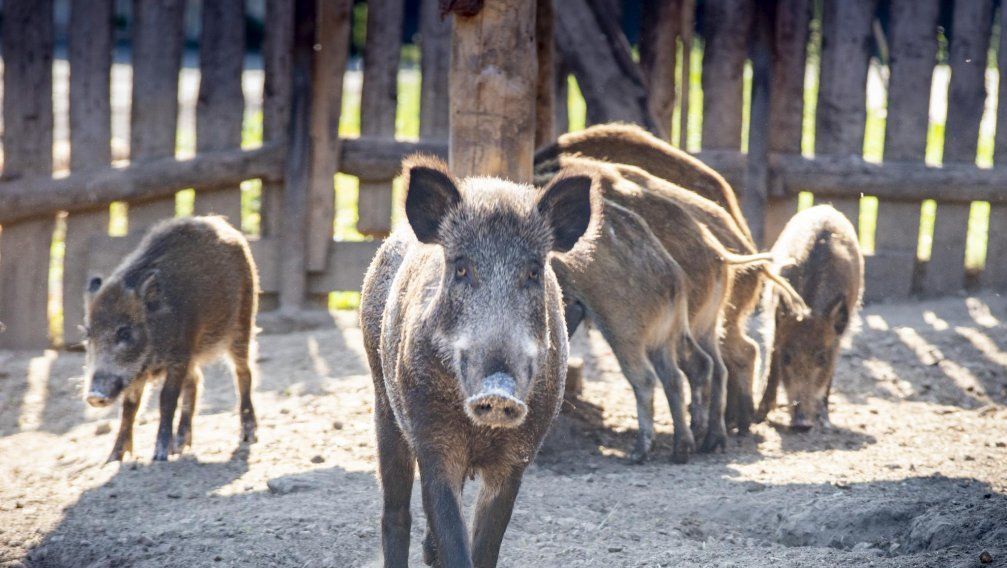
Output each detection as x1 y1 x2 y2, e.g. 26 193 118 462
153 437 173 461
106 449 125 464
700 430 727 453
672 435 694 465
422 530 437 566
171 432 190 455
241 422 258 444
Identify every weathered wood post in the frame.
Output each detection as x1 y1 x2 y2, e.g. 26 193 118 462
448 0 537 181
0 0 55 349
420 0 451 140
535 0 556 149
357 0 406 236
743 0 774 247
194 0 246 225
63 0 114 347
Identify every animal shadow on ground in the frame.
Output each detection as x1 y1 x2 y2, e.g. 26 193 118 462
24 449 382 568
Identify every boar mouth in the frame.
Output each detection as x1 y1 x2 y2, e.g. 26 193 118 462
464 372 529 428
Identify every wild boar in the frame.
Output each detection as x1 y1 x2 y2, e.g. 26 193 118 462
536 124 770 434
757 205 863 431
83 216 259 462
537 155 806 452
550 198 712 464
359 156 600 567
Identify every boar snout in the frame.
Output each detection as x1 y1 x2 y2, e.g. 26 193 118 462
790 404 814 432
86 372 125 407
464 372 529 428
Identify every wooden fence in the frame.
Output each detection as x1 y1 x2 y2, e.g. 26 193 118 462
1 0 1007 350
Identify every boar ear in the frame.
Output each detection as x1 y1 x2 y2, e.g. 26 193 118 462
828 296 849 335
404 156 461 244
86 276 103 296
537 171 597 253
138 270 164 313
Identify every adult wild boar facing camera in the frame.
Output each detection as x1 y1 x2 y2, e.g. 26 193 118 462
360 156 600 567
83 216 259 462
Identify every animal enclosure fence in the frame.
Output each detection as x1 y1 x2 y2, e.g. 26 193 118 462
1 0 1006 350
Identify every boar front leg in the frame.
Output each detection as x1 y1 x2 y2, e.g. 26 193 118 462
756 349 782 423
175 367 202 454
375 398 415 568
471 468 523 568
108 383 144 462
153 362 189 461
418 453 469 567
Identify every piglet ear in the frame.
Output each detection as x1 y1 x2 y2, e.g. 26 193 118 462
138 270 163 313
828 296 849 335
536 171 598 253
403 155 461 244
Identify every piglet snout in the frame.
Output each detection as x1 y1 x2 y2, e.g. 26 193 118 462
465 373 528 428
790 406 814 432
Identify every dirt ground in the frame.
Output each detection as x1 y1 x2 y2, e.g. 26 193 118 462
1 294 1006 567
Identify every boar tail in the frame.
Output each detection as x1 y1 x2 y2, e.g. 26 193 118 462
760 267 810 317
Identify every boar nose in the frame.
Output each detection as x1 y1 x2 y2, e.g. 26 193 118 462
791 405 814 432
464 372 529 428
86 373 123 407
86 393 113 407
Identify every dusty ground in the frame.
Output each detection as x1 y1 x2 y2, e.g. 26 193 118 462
1 294 1006 567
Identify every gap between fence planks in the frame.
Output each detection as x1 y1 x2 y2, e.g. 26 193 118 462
126 0 187 230
193 0 246 225
869 0 940 301
0 0 55 350
62 0 115 346
357 0 405 237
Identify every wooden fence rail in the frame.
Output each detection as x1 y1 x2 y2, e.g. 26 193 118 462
4 0 1007 349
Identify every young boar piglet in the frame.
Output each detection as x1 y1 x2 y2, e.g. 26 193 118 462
757 205 863 431
83 216 259 461
360 156 600 567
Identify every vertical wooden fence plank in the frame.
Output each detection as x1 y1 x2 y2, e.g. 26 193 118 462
870 0 939 301
357 0 405 237
127 0 187 229
0 0 55 349
814 0 876 225
420 0 451 140
450 1 537 182
279 0 316 311
258 0 294 312
678 0 695 148
63 0 114 346
743 0 773 247
923 0 993 295
554 0 657 131
700 0 752 151
306 0 352 272
640 0 680 140
986 5 1007 290
535 0 556 148
194 0 246 226
764 0 811 245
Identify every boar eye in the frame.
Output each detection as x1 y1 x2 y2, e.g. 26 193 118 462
525 266 540 287
781 351 793 366
115 325 133 345
815 351 829 366
453 258 473 284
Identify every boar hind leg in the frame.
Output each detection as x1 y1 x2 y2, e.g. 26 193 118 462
649 347 696 464
418 455 469 567
699 334 730 453
722 330 758 434
678 334 713 444
614 352 658 464
175 367 202 454
229 337 257 444
471 469 523 568
108 383 144 463
154 363 189 461
376 399 415 568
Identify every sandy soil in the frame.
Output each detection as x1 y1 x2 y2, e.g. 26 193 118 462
1 294 1006 567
